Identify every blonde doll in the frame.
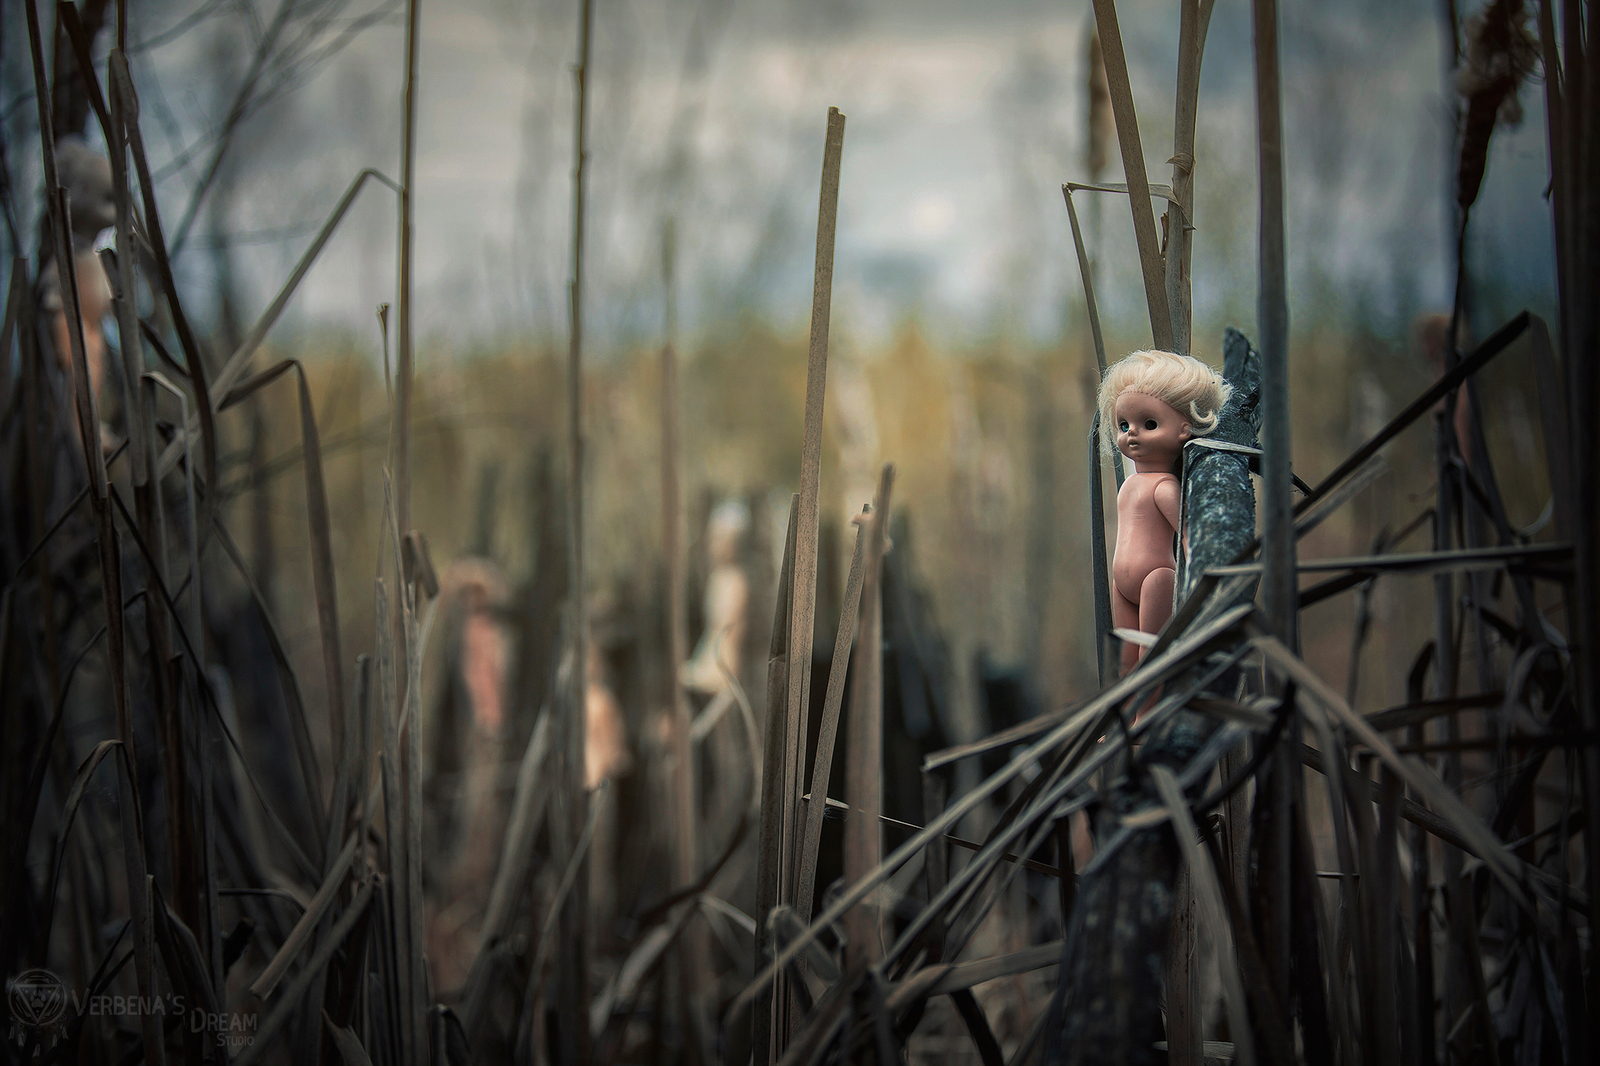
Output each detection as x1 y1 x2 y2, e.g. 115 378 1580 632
1097 350 1231 674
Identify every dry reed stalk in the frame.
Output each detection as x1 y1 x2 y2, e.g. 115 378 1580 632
557 1 597 1060
24 12 164 1066
1164 0 1212 355
1061 185 1123 490
659 219 707 1024
1255 636 1539 915
780 105 847 927
95 19 147 497
1251 0 1292 645
1535 0 1600 1022
516 782 610 1065
793 510 868 922
165 0 304 257
460 711 552 1035
754 498 798 1063
842 465 892 973
99 151 204 996
1151 765 1257 1066
211 517 327 859
402 532 428 1065
732 603 1256 1020
1087 0 1173 350
247 832 362 999
14 261 61 713
233 881 375 1066
374 573 412 1057
902 648 1252 980
1061 188 1108 380
1249 1 1295 1019
108 51 217 487
395 0 420 542
1166 861 1199 1066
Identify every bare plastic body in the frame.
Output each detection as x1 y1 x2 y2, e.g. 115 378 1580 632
1110 391 1190 675
1097 350 1231 676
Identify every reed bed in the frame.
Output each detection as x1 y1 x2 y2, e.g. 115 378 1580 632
1 1 1593 1065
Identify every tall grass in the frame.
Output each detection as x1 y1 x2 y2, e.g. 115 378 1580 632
1 1 1592 1065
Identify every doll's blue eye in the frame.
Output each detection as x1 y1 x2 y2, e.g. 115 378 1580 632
1119 421 1129 431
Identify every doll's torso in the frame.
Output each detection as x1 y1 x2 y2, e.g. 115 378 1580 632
1112 471 1180 603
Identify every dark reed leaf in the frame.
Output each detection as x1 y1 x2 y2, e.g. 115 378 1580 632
232 881 375 1066
734 603 1255 1021
212 514 327 832
154 166 399 480
108 50 217 488
216 358 346 779
247 832 361 999
514 780 610 1065
589 897 696 1041
109 491 320 879
325 1011 377 1066
460 711 553 1037
1255 635 1537 913
1364 692 1503 733
1297 311 1531 515
772 976 854 1066
950 989 1004 1066
14 621 105 899
1061 189 1110 389
887 942 1062 1007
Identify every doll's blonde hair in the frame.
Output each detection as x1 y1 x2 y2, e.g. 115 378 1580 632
1097 349 1231 454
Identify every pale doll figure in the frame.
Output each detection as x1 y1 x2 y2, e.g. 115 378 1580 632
1097 350 1231 674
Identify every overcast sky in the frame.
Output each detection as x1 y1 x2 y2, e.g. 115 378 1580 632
3 0 1560 357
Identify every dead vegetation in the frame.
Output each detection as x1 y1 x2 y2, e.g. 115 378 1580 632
1 1 1595 1065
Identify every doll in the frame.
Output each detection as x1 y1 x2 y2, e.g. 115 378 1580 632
1097 350 1231 674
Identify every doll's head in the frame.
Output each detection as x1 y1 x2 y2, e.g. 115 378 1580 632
1097 349 1231 456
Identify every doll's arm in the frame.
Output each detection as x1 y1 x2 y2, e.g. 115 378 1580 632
1153 475 1182 532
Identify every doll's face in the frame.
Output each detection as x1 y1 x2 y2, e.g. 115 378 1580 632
1115 392 1192 467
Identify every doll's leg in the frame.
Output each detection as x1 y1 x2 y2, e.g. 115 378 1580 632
1137 568 1177 657
1112 581 1140 675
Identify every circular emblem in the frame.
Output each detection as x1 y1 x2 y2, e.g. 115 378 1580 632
8 969 68 1030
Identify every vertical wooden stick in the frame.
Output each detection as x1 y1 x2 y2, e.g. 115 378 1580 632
558 0 597 1060
394 0 420 541
1252 0 1295 1014
391 0 423 1048
1253 0 1293 645
661 220 708 1042
843 465 893 974
661 221 692 901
